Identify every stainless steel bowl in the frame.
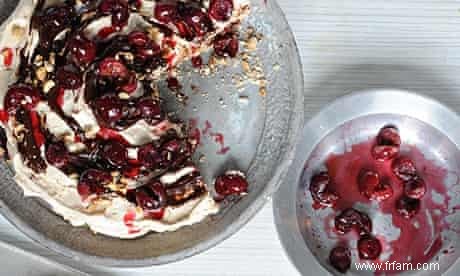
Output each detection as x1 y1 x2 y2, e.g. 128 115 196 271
274 90 460 275
0 0 304 266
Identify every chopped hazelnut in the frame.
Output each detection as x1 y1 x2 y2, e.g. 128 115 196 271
35 67 47 82
42 80 55 93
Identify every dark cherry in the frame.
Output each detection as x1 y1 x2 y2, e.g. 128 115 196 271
214 172 248 196
209 0 234 21
128 31 149 47
100 140 128 168
68 35 96 67
137 98 162 124
99 0 130 28
329 246 351 273
120 73 138 93
396 196 421 219
335 208 372 236
392 157 417 181
93 95 124 127
372 145 399 162
154 4 177 23
173 3 213 40
160 138 192 168
358 235 382 260
163 139 181 152
191 56 203 68
213 32 239 57
4 85 41 113
370 179 394 202
138 143 162 169
56 67 82 90
98 57 129 79
377 125 401 146
174 20 194 41
372 125 400 161
135 181 167 219
309 171 338 208
77 169 112 198
404 176 426 199
35 5 75 49
358 169 379 198
45 141 70 169
134 41 161 60
182 8 213 38
358 169 393 201
167 77 181 90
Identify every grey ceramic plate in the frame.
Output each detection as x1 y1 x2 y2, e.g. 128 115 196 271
0 0 304 267
274 90 460 275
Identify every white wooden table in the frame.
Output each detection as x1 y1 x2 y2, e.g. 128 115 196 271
3 0 460 275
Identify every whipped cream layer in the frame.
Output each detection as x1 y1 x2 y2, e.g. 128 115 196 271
0 0 249 238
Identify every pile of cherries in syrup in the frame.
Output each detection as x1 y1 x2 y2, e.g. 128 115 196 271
309 126 428 273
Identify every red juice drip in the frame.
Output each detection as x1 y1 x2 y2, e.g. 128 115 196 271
123 211 135 227
2 47 13 67
202 120 212 135
323 138 451 269
123 210 140 234
210 132 230 154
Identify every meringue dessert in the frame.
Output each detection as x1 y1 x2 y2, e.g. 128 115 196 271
0 0 250 238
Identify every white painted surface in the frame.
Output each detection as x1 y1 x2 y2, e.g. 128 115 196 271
3 0 460 275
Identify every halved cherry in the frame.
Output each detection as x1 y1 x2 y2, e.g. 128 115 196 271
154 4 177 23
396 196 420 219
68 35 96 67
309 171 338 207
358 235 382 260
215 171 248 196
370 179 394 201
77 169 111 198
213 32 239 57
138 143 162 169
182 8 213 38
128 31 149 47
329 245 351 273
4 85 41 113
392 156 417 181
135 181 167 220
45 141 70 169
404 176 426 199
92 94 124 127
100 140 128 169
335 208 372 236
209 0 234 21
372 145 399 161
98 57 129 79
377 125 401 146
56 68 82 90
137 98 162 124
98 0 130 28
372 125 400 161
358 169 379 198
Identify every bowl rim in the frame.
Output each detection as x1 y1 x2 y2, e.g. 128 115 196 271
273 89 460 276
0 0 305 267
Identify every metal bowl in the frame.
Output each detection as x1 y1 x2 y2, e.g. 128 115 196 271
274 89 460 275
0 0 304 266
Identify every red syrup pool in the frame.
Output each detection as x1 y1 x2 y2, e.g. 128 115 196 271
321 137 453 271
